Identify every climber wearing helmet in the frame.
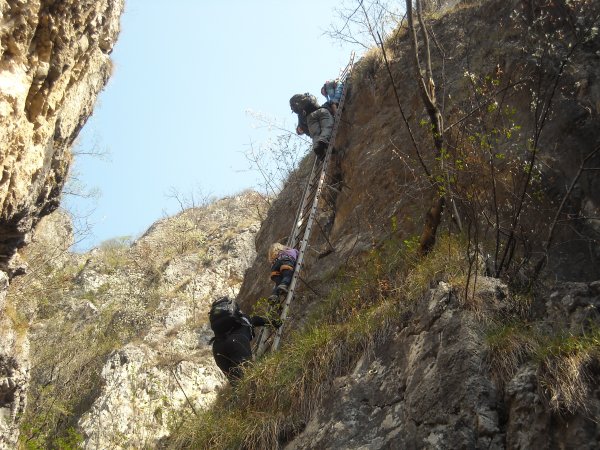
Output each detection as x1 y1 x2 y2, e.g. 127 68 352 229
290 93 334 159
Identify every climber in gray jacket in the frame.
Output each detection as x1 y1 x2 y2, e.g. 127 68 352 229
290 93 334 159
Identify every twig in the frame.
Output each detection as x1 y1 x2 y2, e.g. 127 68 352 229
497 42 579 276
168 365 199 417
376 30 432 179
534 145 600 276
443 80 528 133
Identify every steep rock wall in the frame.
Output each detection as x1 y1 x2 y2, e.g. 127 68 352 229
15 193 264 448
78 193 263 449
238 0 600 310
0 1 123 447
285 279 600 449
236 0 600 447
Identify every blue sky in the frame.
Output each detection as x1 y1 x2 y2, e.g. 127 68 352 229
66 0 359 250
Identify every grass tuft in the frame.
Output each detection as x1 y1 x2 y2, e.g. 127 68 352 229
536 328 600 414
487 322 600 415
486 321 538 384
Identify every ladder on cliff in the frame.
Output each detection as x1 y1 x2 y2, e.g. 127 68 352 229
256 53 355 357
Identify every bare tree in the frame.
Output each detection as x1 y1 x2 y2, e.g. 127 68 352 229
331 0 600 281
243 111 310 202
326 0 403 49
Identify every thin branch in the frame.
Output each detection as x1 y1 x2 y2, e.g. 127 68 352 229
534 145 600 276
168 365 199 417
376 30 432 179
443 79 528 133
497 41 580 276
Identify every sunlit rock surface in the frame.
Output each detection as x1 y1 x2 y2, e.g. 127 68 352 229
0 1 123 447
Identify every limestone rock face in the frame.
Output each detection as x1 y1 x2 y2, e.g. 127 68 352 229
0 0 123 269
284 281 502 450
0 271 28 450
15 192 263 448
285 280 600 450
79 342 223 449
75 193 264 449
0 1 123 447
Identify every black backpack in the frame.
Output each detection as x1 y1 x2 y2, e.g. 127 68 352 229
209 297 243 335
290 93 320 116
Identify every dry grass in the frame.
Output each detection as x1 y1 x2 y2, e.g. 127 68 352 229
487 322 600 415
537 328 600 415
169 249 405 450
3 300 29 339
351 46 384 92
402 233 469 302
486 322 538 384
540 353 596 414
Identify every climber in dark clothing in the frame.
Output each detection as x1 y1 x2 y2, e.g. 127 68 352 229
211 313 267 384
209 297 277 385
290 93 334 159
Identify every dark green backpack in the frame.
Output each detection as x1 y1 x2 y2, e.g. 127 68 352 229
289 93 320 115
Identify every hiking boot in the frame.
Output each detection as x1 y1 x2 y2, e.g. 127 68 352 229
276 284 289 295
314 141 327 160
270 319 283 329
268 294 280 305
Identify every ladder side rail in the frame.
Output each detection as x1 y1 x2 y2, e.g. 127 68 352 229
291 54 355 248
288 51 354 248
328 60 354 136
289 162 322 242
258 52 356 356
336 55 353 83
272 53 355 351
257 159 322 356
290 161 323 246
333 52 355 117
287 157 320 247
291 193 315 247
272 150 333 351
293 177 321 247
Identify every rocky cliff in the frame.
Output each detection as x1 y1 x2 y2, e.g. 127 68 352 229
11 192 265 448
3 0 600 448
0 1 123 447
285 279 600 449
77 193 264 449
171 0 600 448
